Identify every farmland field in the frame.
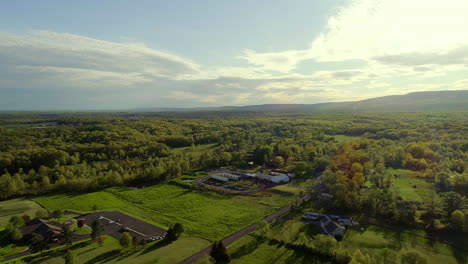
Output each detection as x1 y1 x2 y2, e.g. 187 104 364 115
6 236 210 264
390 169 434 202
34 181 301 241
0 199 44 226
341 225 465 264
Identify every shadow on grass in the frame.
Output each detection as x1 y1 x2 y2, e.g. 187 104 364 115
21 240 91 264
139 239 172 255
84 249 122 264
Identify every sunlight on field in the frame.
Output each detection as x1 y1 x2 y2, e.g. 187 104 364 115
0 198 44 225
34 182 299 241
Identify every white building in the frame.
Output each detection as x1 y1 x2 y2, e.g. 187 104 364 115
211 175 229 182
222 173 241 181
256 173 289 183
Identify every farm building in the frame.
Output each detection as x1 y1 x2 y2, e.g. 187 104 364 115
211 175 229 182
244 172 289 183
256 173 289 183
221 173 241 180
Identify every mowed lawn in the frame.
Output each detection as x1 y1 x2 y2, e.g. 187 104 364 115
0 198 44 225
342 225 464 264
8 236 210 264
34 182 299 241
390 169 434 202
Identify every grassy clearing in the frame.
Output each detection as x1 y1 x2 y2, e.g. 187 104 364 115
113 237 210 264
33 182 299 241
4 236 209 264
172 143 217 155
390 169 434 202
0 198 44 225
341 225 463 264
331 135 359 143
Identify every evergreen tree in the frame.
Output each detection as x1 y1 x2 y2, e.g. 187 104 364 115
91 219 104 241
210 241 230 264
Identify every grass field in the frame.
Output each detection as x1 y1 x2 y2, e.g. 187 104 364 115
0 198 44 226
5 236 210 264
342 225 465 264
33 182 300 241
210 222 467 264
390 169 434 202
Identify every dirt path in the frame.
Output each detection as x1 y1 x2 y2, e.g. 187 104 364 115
178 193 311 264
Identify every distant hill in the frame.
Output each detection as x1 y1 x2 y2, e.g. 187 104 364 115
134 90 468 113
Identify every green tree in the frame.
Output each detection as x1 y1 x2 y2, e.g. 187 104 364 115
91 219 104 241
119 232 132 248
61 223 74 246
311 234 337 256
54 209 64 219
165 222 184 241
10 227 23 241
64 249 76 264
400 251 428 264
30 233 49 255
451 210 465 231
441 191 464 215
350 249 372 264
210 241 230 264
375 248 398 264
9 215 25 228
35 209 49 219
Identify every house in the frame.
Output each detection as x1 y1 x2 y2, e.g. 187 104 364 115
320 215 345 237
318 193 333 201
303 212 350 237
303 212 322 220
21 218 62 241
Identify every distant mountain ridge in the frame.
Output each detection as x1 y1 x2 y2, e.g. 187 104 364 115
134 90 468 113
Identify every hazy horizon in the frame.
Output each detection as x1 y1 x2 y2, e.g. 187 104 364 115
1 0 468 110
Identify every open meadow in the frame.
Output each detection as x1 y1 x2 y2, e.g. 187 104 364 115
0 199 44 226
390 169 435 202
33 180 302 241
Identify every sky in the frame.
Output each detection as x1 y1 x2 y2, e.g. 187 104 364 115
1 0 468 110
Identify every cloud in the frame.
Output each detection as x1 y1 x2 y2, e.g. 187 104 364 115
2 0 468 110
237 0 468 77
0 30 202 88
374 45 468 67
454 79 468 89
239 49 310 73
310 0 468 62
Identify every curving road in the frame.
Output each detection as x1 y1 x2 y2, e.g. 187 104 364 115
178 193 311 264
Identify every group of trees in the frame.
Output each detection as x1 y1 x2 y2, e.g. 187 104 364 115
1 112 467 233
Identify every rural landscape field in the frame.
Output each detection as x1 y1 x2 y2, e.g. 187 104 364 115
0 108 467 264
1 0 468 263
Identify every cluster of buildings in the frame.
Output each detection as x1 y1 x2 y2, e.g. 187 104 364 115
21 218 63 241
303 212 352 238
209 169 294 184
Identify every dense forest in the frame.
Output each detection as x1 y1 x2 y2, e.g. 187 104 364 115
0 112 467 234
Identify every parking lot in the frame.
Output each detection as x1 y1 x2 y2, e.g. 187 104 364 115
76 211 167 242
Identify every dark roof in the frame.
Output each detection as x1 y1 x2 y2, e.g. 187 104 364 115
21 219 62 239
325 221 341 234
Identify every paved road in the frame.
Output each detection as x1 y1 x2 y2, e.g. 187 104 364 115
178 193 311 264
